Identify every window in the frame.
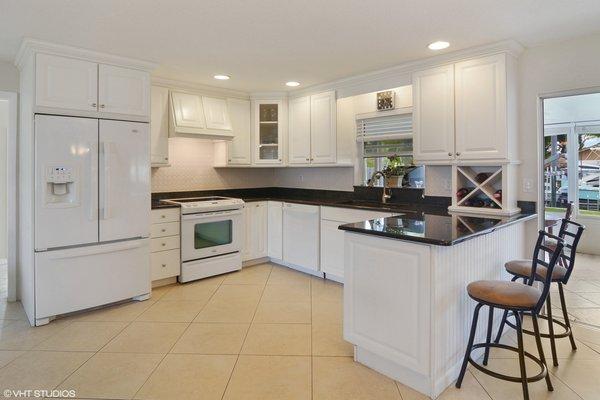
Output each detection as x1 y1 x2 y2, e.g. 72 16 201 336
357 113 424 187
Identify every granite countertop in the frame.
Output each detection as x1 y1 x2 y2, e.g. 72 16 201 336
338 212 537 246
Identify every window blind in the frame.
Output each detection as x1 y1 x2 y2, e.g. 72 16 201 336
356 113 412 141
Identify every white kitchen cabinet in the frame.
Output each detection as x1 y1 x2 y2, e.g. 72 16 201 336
282 203 319 271
412 64 455 163
226 98 252 165
454 54 507 160
253 99 284 164
35 53 98 112
310 91 337 164
202 97 232 131
98 64 149 117
243 202 268 261
170 91 206 131
267 201 283 259
150 86 170 166
150 208 180 282
288 96 312 164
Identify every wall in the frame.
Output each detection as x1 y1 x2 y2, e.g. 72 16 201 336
0 101 7 259
151 137 275 192
0 61 19 92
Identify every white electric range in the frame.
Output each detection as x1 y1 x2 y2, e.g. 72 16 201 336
161 197 245 282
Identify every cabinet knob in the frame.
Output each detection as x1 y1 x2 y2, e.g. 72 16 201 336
228 159 232 162
161 263 166 268
161 228 166 232
99 104 106 109
278 159 282 161
448 152 452 157
91 103 97 108
161 243 166 246
306 158 310 161
161 215 166 218
456 152 461 156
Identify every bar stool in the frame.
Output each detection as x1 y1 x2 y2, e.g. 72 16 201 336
456 230 564 400
495 218 585 366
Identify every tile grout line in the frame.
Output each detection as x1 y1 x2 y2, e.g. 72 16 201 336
220 263 273 400
310 275 315 400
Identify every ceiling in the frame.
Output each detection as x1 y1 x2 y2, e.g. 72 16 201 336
2 0 600 92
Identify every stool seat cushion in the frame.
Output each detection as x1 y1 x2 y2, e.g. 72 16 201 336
505 259 567 282
467 280 542 310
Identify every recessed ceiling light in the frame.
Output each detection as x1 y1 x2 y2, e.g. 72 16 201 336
428 41 450 50
213 74 230 80
285 81 300 87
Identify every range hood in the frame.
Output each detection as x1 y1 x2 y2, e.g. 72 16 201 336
169 91 234 140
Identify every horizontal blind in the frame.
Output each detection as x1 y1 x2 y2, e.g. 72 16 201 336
357 113 412 139
363 139 413 157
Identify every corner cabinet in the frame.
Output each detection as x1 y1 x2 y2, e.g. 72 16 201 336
253 99 284 164
412 53 517 164
150 86 170 166
226 98 252 165
242 202 268 261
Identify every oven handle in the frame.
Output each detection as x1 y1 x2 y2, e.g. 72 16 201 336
182 209 243 220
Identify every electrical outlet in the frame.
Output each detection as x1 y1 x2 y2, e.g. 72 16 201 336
522 178 534 193
299 175 304 182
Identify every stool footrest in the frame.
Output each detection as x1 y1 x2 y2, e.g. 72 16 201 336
505 312 572 339
468 343 547 383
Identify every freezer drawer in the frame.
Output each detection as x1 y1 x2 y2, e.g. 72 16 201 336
35 239 151 319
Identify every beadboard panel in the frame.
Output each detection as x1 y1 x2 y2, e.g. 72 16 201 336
430 222 526 397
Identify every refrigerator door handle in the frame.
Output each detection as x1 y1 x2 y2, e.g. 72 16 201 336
100 141 112 220
88 141 98 222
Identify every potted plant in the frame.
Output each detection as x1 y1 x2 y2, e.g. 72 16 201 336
382 155 413 187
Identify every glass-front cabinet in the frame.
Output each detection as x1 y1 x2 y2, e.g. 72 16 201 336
253 99 283 164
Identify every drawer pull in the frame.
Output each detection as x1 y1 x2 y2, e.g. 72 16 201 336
161 243 166 247
161 263 166 268
161 215 166 219
161 228 166 232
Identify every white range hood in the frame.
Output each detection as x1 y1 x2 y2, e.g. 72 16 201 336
169 91 234 140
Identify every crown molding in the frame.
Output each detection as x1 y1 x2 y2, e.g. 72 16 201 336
14 38 158 71
152 76 249 99
290 39 525 98
250 91 289 100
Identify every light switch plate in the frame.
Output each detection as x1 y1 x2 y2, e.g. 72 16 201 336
522 178 534 193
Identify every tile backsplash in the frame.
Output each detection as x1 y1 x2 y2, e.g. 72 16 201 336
151 137 275 192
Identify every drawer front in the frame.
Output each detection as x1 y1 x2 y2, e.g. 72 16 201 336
151 236 180 253
151 249 180 281
151 208 180 224
320 206 391 223
151 222 180 238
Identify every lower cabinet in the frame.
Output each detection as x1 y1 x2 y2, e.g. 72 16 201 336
267 201 283 259
243 201 268 261
150 208 181 281
282 203 320 271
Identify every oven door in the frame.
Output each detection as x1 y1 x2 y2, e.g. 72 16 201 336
181 209 243 262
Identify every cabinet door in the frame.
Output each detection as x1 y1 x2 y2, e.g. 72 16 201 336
288 96 311 164
171 92 206 129
267 201 283 259
310 91 337 164
202 97 232 130
243 202 268 261
320 220 345 279
412 64 455 162
227 98 251 165
454 54 507 160
35 53 98 112
283 203 319 271
150 86 170 165
98 64 149 117
254 100 283 164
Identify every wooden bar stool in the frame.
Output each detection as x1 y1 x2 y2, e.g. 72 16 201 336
456 230 564 400
495 218 585 366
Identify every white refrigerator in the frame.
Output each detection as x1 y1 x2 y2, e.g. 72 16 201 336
33 115 151 325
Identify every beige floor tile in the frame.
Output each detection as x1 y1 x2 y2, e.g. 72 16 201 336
262 284 310 303
171 323 249 354
242 323 310 355
311 278 343 303
470 358 581 400
552 358 600 399
210 284 264 304
223 264 272 285
254 301 311 323
223 355 311 400
195 300 258 323
0 319 71 350
268 266 312 287
0 301 28 320
101 321 188 353
0 351 92 391
312 323 353 356
0 350 23 368
438 371 491 400
136 300 205 322
395 381 429 400
71 299 156 322
34 321 127 352
312 301 343 324
58 352 163 400
577 292 600 306
150 284 175 301
135 354 236 400
313 356 400 400
159 279 219 302
564 280 600 293
552 291 598 308
572 323 600 346
567 308 600 326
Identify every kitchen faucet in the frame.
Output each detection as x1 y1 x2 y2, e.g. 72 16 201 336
367 171 392 204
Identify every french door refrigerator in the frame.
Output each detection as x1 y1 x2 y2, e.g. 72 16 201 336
33 115 151 325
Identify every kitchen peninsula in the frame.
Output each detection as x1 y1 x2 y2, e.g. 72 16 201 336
339 212 536 398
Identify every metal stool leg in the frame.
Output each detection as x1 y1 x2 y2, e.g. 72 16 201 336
483 306 494 365
515 311 530 400
532 314 554 391
546 293 559 366
456 303 483 388
558 283 577 350
494 309 509 344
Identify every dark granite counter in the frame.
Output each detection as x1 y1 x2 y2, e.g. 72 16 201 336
338 212 536 246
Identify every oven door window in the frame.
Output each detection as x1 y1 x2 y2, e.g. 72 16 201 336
194 220 232 249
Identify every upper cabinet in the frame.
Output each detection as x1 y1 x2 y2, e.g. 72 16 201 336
288 91 337 165
150 86 170 166
35 53 150 120
226 98 252 165
170 91 206 131
412 53 517 164
169 91 234 140
202 97 232 131
253 99 284 164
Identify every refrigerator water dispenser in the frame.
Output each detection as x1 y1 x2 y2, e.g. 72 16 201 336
45 166 78 206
